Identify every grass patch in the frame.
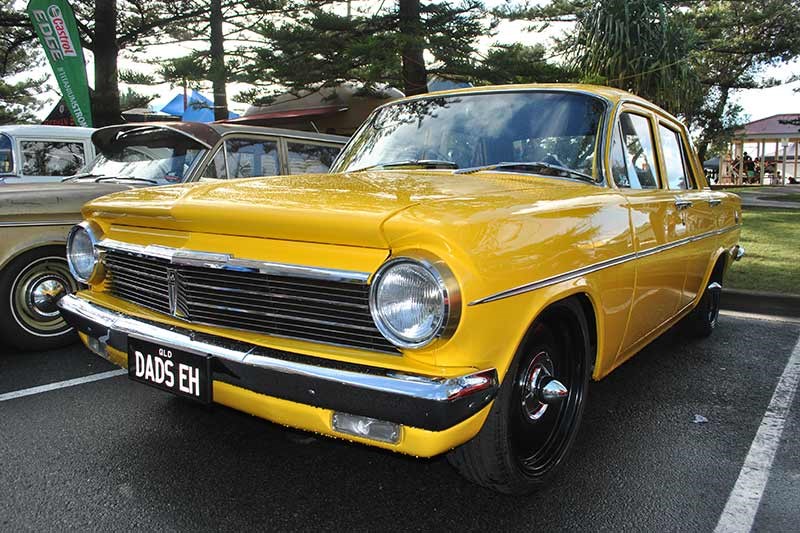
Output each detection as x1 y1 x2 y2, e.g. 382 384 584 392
726 208 800 294
757 193 800 203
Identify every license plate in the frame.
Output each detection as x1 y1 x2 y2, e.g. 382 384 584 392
128 338 212 403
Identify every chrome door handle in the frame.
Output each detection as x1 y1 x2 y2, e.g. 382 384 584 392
708 198 722 207
674 199 693 210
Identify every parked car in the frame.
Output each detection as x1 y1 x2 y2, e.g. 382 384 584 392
0 123 346 351
0 125 96 184
57 84 743 493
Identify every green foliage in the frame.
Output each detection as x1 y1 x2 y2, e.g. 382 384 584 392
0 1 46 124
119 70 157 85
474 43 578 85
566 0 701 114
119 87 154 110
246 1 492 95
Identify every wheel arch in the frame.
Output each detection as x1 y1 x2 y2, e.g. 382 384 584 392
506 291 597 386
0 240 68 272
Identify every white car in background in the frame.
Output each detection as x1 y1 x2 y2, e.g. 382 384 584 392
0 125 96 184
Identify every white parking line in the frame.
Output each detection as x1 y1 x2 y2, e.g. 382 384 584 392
0 369 127 402
714 335 800 533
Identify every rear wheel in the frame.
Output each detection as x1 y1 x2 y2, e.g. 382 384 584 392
0 247 79 351
685 280 722 338
447 299 591 494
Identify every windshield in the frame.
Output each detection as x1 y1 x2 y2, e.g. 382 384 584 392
332 91 607 181
81 128 207 184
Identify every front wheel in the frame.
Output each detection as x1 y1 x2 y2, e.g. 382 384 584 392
447 299 591 494
0 246 79 351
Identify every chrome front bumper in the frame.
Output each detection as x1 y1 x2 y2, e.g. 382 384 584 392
57 294 498 431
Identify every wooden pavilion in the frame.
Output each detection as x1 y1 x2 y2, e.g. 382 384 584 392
720 114 800 185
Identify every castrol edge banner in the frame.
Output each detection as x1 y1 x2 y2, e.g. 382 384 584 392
27 0 93 127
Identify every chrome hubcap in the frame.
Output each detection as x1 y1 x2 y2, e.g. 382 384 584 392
11 256 76 336
28 276 67 317
519 351 569 421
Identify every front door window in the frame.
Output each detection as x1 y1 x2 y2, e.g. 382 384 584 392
225 138 280 178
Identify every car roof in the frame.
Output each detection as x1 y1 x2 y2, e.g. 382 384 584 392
207 123 349 143
91 122 349 152
0 125 95 139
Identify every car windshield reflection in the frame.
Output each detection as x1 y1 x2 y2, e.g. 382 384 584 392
333 91 607 182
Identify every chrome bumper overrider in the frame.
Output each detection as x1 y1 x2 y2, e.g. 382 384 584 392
57 294 498 431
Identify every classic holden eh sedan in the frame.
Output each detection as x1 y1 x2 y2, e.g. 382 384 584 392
58 84 743 494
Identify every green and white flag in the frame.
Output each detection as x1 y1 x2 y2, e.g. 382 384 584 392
27 0 93 127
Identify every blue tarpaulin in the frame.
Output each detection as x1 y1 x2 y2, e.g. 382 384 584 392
157 90 239 122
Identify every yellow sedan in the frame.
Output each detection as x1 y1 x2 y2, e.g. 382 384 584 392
58 84 743 494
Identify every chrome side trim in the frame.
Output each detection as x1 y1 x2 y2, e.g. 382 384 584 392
57 294 497 403
95 238 370 284
469 224 741 306
0 220 80 228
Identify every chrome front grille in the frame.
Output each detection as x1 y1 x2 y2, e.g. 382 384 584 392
103 249 397 353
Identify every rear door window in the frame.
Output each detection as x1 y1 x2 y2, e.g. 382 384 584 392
618 113 660 189
225 138 280 178
286 142 341 174
659 124 695 190
20 140 86 176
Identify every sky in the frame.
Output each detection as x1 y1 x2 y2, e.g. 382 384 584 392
16 0 800 123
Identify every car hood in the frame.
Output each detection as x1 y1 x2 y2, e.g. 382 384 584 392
0 182 131 220
83 171 552 248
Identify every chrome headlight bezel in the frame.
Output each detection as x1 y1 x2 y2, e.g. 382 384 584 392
369 254 461 349
66 221 104 284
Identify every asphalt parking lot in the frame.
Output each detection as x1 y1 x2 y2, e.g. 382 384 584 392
1 312 798 532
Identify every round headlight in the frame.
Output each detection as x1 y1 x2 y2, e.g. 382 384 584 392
369 257 458 348
67 222 103 284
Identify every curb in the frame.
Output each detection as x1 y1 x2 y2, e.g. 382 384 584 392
721 288 800 318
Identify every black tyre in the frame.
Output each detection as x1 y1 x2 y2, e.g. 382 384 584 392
0 246 79 351
685 281 722 338
447 298 591 494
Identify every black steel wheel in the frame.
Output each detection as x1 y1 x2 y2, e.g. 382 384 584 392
447 298 591 494
0 246 79 351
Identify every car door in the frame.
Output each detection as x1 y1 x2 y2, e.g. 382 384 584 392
611 108 688 356
655 120 716 308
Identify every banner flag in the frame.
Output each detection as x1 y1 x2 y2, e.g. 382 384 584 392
27 0 93 127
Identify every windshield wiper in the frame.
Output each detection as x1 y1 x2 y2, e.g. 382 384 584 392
352 159 459 172
96 176 159 185
62 172 106 182
455 161 596 183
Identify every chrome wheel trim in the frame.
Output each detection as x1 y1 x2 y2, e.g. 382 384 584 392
10 256 77 337
519 351 555 421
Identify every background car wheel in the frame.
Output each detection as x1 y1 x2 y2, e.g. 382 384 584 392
447 298 591 494
0 246 79 351
686 280 722 338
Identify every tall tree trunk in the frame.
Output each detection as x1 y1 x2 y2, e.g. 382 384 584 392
93 0 121 126
210 0 228 121
398 0 427 96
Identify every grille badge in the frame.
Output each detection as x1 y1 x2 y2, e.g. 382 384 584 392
166 268 185 318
